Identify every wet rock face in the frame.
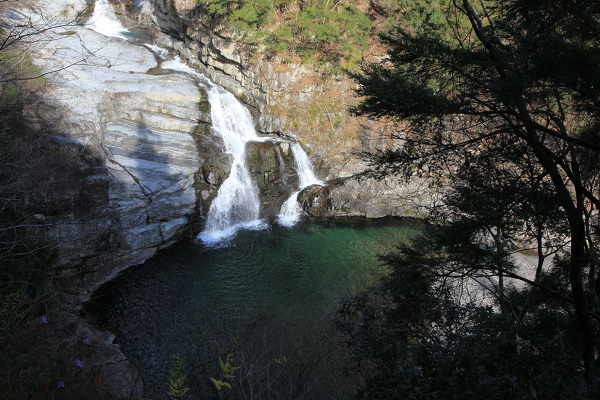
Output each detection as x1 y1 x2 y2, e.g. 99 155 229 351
298 184 333 218
195 134 231 217
145 1 270 114
246 140 299 218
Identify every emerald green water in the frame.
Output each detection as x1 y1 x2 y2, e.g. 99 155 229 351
89 219 420 398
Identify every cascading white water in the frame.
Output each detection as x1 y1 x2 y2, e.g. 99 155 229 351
160 59 267 245
291 142 324 188
277 143 324 227
144 44 170 60
277 191 302 227
162 57 208 82
89 0 127 38
197 86 266 245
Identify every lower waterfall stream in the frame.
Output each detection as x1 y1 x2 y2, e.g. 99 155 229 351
197 84 265 244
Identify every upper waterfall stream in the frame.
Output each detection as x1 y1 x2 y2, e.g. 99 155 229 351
88 0 127 38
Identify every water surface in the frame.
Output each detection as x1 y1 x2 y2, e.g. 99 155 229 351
88 219 420 398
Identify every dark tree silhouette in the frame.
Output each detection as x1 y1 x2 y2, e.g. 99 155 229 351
345 0 600 394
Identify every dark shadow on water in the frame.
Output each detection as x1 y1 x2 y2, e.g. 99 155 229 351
85 219 422 399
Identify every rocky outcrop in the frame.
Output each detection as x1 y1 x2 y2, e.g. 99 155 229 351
300 175 438 219
246 140 299 218
12 0 432 299
66 314 144 398
5 1 431 397
5 1 230 397
146 1 271 113
13 0 219 300
135 1 353 151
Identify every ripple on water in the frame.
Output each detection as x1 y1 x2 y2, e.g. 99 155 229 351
87 219 422 398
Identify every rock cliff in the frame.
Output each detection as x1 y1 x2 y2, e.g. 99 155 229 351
246 140 299 218
132 0 433 219
5 1 226 395
2 1 433 397
12 0 216 301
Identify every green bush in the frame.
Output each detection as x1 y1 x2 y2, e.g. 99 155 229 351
196 0 374 68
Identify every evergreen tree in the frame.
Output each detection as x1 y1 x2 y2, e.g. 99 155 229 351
342 0 600 396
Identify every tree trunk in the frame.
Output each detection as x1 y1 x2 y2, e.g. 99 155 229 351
525 133 594 368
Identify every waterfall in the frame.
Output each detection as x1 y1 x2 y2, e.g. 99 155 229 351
277 143 324 227
161 58 265 244
197 87 265 245
277 191 302 227
87 0 322 242
162 57 208 83
88 0 127 38
161 58 269 245
144 44 170 60
291 142 324 188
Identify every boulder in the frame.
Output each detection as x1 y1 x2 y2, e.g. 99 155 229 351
246 140 299 218
301 175 439 219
